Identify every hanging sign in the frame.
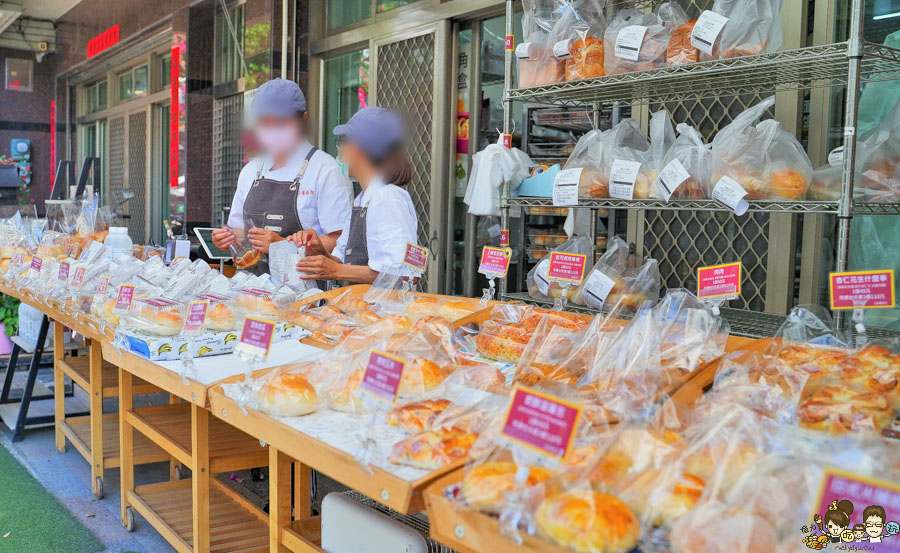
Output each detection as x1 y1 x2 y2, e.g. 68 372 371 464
697 262 742 299
479 246 511 277
87 24 120 58
235 317 276 358
829 270 895 310
501 386 581 460
403 243 428 273
361 350 406 404
548 252 587 283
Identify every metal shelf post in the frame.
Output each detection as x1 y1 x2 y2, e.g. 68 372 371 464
499 0 514 298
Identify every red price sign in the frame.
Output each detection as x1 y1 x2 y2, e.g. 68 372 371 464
183 301 209 333
830 270 895 310
115 284 136 310
505 34 514 50
142 297 176 307
236 317 275 358
71 266 86 288
548 252 587 283
403 243 428 273
501 134 512 149
361 350 406 404
500 229 510 247
31 256 42 272
12 252 24 266
58 261 70 281
96 275 110 296
501 386 581 460
479 246 511 277
697 262 742 299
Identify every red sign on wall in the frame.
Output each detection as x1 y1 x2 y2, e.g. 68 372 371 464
87 25 120 58
169 45 180 188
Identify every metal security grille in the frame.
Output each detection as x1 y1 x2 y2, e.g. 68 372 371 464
212 94 245 224
639 93 774 311
108 116 126 205
376 33 435 287
127 111 148 244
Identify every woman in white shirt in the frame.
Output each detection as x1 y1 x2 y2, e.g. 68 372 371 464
291 107 418 284
211 79 352 275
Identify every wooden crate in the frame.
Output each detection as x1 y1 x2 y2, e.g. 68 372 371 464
206 381 463 515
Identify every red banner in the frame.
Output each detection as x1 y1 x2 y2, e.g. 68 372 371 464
87 25 120 58
169 46 180 188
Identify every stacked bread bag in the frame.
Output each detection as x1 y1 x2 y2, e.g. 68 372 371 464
570 236 661 313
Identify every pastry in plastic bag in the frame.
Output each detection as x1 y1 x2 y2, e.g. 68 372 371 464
667 19 699 65
698 0 784 61
535 489 640 553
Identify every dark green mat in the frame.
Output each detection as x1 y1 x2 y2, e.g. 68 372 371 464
0 443 103 553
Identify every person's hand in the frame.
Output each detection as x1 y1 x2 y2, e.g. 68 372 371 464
247 227 282 254
211 226 235 249
296 255 342 281
289 229 326 256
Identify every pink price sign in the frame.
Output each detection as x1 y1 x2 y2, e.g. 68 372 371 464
30 256 42 272
548 252 587 283
830 270 895 310
809 468 900 551
479 246 511 277
183 301 209 332
96 276 110 296
403 243 428 273
361 350 406 404
501 386 582 460
236 317 276 358
505 34 514 50
12 252 24 266
697 262 742 299
115 284 136 310
71 266 86 288
58 261 70 281
501 134 512 149
500 229 510 247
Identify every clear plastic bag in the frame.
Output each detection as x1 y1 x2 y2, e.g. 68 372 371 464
698 0 784 61
571 236 661 313
558 0 606 81
517 0 566 87
710 96 813 200
527 234 593 301
604 5 684 75
655 123 712 199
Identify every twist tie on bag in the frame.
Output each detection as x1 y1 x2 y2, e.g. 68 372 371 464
481 277 496 306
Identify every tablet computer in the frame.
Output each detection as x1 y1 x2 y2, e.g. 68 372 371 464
193 227 231 260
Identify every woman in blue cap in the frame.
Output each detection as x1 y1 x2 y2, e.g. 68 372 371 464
211 79 352 275
291 106 417 284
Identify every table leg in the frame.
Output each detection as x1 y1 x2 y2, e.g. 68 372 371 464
270 448 292 553
169 393 181 480
53 323 65 453
89 339 104 498
294 463 312 520
0 343 20 403
118 368 134 528
191 404 210 553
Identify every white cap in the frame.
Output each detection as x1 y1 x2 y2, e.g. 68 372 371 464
109 226 127 233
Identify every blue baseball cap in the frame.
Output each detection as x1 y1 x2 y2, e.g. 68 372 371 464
333 107 405 161
250 79 307 121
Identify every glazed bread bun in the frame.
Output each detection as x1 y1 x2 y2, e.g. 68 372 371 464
398 358 444 395
536 490 640 553
338 297 371 313
683 442 759 493
321 319 354 338
256 373 318 417
0 258 9 272
621 469 705 527
461 461 555 514
439 299 479 321
328 369 366 413
289 312 324 331
670 505 777 553
379 314 413 332
314 304 344 319
353 309 380 325
578 167 609 198
206 303 236 330
406 297 441 319
235 294 277 316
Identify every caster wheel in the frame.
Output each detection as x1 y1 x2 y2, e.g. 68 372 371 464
175 466 183 480
124 506 135 532
94 476 104 500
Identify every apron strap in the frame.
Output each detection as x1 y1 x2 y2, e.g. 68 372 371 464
251 158 266 187
289 147 319 192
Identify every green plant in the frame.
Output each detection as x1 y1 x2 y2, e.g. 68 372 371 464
0 294 20 336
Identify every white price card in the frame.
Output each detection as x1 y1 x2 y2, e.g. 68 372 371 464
609 159 642 200
712 176 749 215
553 167 582 206
487 224 501 240
534 259 551 296
656 158 691 201
581 271 616 309
827 146 844 167
553 39 573 60
515 42 535 59
690 11 729 55
614 25 647 61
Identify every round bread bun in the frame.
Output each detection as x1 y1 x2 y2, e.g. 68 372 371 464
438 299 478 321
321 319 354 338
536 490 640 553
379 314 413 332
406 297 441 319
399 358 444 395
411 315 450 333
384 332 413 354
621 469 705 527
579 167 609 198
338 297 371 313
328 369 366 413
670 505 777 553
206 303 236 330
683 442 759 493
235 294 277 316
316 305 344 319
289 312 324 331
257 373 318 417
353 309 380 325
461 461 555 514
0 258 10 272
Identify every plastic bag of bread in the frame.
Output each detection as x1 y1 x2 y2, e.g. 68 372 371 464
511 314 594 387
654 123 711 199
602 118 654 199
517 0 566 87
667 18 699 65
552 0 605 81
571 236 661 313
603 5 685 75
563 129 611 198
697 0 784 61
645 110 677 198
526 234 593 301
656 289 728 374
710 96 812 200
246 354 350 417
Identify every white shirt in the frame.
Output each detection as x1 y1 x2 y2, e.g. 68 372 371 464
227 142 352 236
333 176 419 274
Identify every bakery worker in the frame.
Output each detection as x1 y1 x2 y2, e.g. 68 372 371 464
211 79 352 275
291 107 417 284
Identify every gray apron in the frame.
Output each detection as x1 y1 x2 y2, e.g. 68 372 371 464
343 205 369 267
242 147 318 276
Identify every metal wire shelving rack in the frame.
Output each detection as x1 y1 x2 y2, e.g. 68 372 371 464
496 0 900 338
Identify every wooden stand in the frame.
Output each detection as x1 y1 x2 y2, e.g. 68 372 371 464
110 345 271 553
